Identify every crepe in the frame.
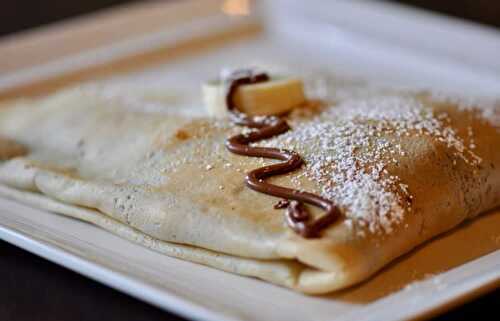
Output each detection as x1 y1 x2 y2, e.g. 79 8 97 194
0 83 499 294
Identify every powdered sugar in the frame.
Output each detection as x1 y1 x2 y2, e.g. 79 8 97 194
259 93 481 235
429 91 500 128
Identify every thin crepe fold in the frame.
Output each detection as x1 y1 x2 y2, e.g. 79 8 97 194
0 86 498 294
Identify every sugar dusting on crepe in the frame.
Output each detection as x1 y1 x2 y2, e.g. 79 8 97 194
259 93 484 236
429 91 500 128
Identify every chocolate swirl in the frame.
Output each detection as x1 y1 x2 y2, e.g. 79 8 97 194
224 71 341 238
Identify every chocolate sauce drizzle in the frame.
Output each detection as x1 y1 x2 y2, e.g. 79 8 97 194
224 70 341 238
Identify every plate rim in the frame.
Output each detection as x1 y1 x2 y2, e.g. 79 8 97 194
0 0 499 320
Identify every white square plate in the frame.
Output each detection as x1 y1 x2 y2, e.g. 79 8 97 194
0 1 499 320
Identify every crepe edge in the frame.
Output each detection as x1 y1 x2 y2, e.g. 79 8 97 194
0 183 366 294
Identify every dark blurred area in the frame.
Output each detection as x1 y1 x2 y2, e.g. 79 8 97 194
392 0 500 28
0 0 143 37
1 1 499 321
0 0 499 37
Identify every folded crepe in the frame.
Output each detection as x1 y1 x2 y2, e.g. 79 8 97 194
0 82 498 294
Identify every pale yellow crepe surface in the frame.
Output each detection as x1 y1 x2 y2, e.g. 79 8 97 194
0 83 498 294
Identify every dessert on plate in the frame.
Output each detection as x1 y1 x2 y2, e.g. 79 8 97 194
0 69 498 294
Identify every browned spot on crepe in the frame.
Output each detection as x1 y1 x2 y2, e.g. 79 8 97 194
175 129 190 141
153 119 226 149
0 137 28 160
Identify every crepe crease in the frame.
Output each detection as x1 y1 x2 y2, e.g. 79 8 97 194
0 86 498 294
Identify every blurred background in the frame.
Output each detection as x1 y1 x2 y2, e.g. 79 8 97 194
1 1 499 321
0 0 499 37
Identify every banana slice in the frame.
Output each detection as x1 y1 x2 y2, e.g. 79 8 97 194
203 76 305 117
